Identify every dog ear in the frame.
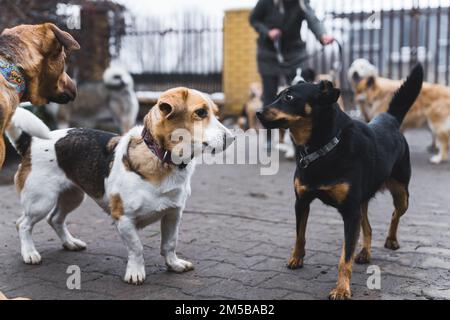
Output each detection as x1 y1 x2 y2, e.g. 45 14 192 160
158 102 174 118
352 72 362 84
366 76 376 88
48 23 80 51
318 80 340 105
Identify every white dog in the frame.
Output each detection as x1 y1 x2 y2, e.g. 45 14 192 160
103 66 139 133
347 58 378 89
60 65 139 133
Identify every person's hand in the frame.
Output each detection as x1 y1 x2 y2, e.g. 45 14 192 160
321 34 334 45
268 28 282 41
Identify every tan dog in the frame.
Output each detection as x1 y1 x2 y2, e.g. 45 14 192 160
0 23 80 167
425 98 450 163
354 76 450 130
355 77 450 161
238 82 263 131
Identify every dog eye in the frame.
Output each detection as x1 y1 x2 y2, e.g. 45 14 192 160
285 94 294 102
195 108 208 118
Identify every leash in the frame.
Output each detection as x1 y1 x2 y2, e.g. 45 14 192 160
273 38 343 76
298 131 341 169
0 58 26 97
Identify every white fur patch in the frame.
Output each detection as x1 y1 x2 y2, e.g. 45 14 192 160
7 108 51 143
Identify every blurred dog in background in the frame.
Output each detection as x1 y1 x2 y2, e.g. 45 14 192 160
103 65 139 133
59 65 139 134
348 58 450 163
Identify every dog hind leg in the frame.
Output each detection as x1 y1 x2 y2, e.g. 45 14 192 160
430 132 449 164
17 197 56 264
329 209 360 300
355 201 372 264
47 186 86 251
384 179 409 250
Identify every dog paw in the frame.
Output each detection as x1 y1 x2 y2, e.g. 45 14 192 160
22 250 42 265
287 256 304 269
329 287 352 300
384 238 400 250
63 239 87 251
430 155 443 164
355 248 371 264
167 258 194 273
124 263 146 285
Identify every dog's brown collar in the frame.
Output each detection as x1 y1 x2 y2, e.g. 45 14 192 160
141 127 187 169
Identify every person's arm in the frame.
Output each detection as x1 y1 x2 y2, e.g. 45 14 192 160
300 0 332 44
249 0 271 39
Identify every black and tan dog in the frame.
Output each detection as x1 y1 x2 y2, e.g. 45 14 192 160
0 23 80 168
256 64 424 299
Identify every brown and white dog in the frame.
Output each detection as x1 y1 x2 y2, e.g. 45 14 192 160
6 87 234 285
349 59 450 163
0 291 28 300
425 98 450 163
238 82 263 131
0 23 79 168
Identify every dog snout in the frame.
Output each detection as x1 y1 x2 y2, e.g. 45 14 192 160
62 75 77 101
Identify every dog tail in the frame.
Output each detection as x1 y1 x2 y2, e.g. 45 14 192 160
6 107 51 156
387 64 424 125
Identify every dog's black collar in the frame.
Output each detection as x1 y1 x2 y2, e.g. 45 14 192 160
141 127 187 169
298 132 341 169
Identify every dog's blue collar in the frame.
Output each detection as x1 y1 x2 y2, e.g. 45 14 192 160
0 58 26 97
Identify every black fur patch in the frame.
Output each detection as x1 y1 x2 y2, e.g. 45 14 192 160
55 129 118 199
15 132 32 156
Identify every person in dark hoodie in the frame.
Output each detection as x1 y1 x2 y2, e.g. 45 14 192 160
250 0 334 146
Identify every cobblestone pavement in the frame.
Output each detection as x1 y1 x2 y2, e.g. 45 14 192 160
0 129 449 300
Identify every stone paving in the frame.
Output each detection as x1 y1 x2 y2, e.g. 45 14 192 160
1 129 450 300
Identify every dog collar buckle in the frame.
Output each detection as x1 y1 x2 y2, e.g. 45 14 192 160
299 157 310 169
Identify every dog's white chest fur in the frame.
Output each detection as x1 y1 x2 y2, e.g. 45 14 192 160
105 127 194 227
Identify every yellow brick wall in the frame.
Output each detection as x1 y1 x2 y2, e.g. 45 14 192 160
223 9 260 116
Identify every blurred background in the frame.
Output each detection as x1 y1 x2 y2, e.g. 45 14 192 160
1 0 450 171
2 0 450 114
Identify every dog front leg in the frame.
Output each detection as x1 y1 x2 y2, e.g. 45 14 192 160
161 208 194 273
287 198 310 269
116 216 145 285
0 136 5 168
329 208 361 300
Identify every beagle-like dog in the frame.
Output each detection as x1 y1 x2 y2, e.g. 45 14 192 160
0 291 28 300
6 87 234 285
0 23 80 168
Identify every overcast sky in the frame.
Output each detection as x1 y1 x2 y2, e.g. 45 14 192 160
115 0 450 16
115 0 257 16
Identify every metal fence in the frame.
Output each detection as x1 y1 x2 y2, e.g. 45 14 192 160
114 1 450 94
305 1 450 91
116 12 223 93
